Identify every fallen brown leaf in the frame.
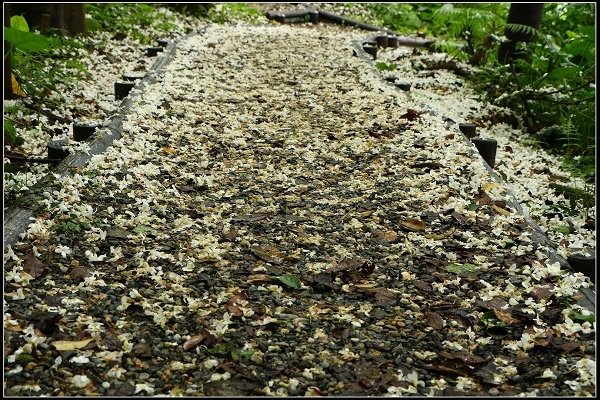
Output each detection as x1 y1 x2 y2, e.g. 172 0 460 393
251 245 284 264
246 274 273 284
53 338 94 351
227 292 248 317
493 309 519 325
425 311 444 330
24 251 45 278
414 280 433 292
400 218 426 232
439 350 490 365
183 332 208 351
371 228 399 244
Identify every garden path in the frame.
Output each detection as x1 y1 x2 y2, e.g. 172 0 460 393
4 23 595 396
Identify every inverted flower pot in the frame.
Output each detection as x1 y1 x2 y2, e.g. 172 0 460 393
363 45 377 59
73 121 102 142
47 139 70 160
115 81 135 100
471 138 497 169
146 46 164 57
568 252 595 284
459 123 477 138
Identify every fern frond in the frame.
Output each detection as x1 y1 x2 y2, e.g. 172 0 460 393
505 23 539 38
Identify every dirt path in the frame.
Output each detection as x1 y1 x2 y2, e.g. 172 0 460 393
4 23 595 396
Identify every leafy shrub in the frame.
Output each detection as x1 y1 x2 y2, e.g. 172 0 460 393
84 3 181 43
206 3 265 24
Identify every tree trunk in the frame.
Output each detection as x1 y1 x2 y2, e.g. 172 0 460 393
8 3 86 36
498 3 544 64
4 3 13 99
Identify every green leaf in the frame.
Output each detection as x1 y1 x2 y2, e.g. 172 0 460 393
446 262 479 275
4 162 25 173
467 203 479 211
375 62 397 71
133 225 154 234
561 38 595 59
10 15 29 32
479 310 497 322
544 67 581 83
555 225 570 234
272 274 302 289
16 353 35 362
569 311 595 323
4 27 49 52
4 119 24 147
207 342 231 355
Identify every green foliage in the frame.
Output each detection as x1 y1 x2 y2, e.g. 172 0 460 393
4 26 50 52
52 218 91 235
446 262 480 276
84 3 182 43
272 274 302 289
569 311 595 323
10 15 30 32
206 3 264 24
504 23 540 39
4 119 24 147
365 3 424 33
474 3 595 189
375 62 397 71
5 13 90 104
430 3 508 64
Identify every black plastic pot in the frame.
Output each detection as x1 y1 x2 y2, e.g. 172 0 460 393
459 123 477 138
363 45 377 59
395 82 412 91
146 46 164 57
388 36 398 48
73 121 101 142
115 81 135 100
308 10 319 23
122 73 146 82
471 138 498 169
157 38 169 47
376 35 389 48
47 139 70 160
568 252 595 283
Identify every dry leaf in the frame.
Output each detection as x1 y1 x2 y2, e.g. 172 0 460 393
482 182 499 191
400 218 426 231
70 265 91 281
558 341 581 353
52 338 94 351
493 309 518 325
439 350 489 365
251 245 284 264
24 251 45 278
247 274 273 284
223 227 237 241
477 187 493 205
425 312 444 330
182 333 207 351
227 292 248 317
534 338 550 347
425 227 455 240
371 228 399 244
531 286 554 301
162 146 177 154
373 288 396 304
414 280 433 292
493 203 511 215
